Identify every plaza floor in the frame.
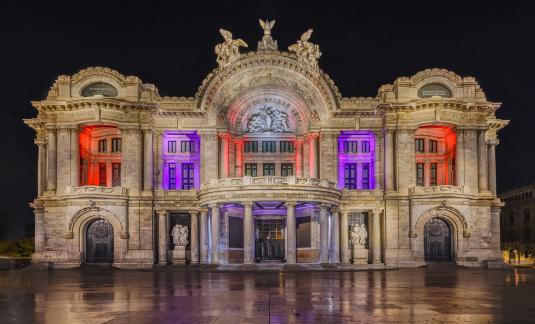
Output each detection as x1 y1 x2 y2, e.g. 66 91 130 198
0 263 533 323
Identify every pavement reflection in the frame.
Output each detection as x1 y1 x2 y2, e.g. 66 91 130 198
0 264 534 323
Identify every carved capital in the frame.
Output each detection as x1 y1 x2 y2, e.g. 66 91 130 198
64 231 74 239
120 232 130 239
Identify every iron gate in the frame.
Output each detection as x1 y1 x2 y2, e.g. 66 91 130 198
424 218 451 261
86 219 114 263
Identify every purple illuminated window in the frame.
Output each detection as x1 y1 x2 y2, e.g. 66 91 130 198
344 163 357 189
182 163 194 190
338 131 376 190
362 163 370 189
169 163 176 190
163 131 200 190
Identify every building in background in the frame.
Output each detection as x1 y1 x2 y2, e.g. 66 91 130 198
500 183 535 264
24 21 509 269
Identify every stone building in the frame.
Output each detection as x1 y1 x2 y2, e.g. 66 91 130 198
24 21 508 269
500 183 535 262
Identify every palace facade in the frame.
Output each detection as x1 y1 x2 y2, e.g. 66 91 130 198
25 21 509 269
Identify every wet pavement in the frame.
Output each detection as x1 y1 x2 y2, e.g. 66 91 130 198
0 264 534 323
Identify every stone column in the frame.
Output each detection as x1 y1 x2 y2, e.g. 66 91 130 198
487 140 498 195
243 202 254 264
200 131 218 184
478 130 488 192
319 204 329 263
309 133 318 178
385 129 395 191
340 210 349 264
286 202 297 264
219 133 230 179
295 139 303 177
155 130 164 190
330 208 340 263
46 127 57 191
189 210 199 263
199 208 209 263
70 126 79 187
143 128 154 191
34 208 45 252
455 128 465 187
371 210 381 264
157 210 168 265
36 140 47 196
120 126 142 191
210 205 220 263
319 131 338 183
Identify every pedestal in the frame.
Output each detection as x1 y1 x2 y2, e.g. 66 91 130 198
352 247 368 264
171 246 187 265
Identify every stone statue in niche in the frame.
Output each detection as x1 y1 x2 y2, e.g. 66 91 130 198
350 224 368 247
171 224 189 247
246 105 291 133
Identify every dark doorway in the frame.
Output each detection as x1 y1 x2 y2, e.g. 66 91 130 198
424 218 451 261
255 218 285 261
86 219 114 263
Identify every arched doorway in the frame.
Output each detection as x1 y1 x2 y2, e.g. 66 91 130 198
424 218 451 261
86 219 114 263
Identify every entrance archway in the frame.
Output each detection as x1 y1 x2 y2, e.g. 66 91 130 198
86 219 114 263
424 218 451 261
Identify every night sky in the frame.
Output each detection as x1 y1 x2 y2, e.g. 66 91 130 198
1 1 533 238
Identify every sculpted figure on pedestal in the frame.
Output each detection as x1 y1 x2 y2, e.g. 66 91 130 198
215 29 248 68
257 19 278 51
171 224 189 247
350 224 368 246
289 29 322 76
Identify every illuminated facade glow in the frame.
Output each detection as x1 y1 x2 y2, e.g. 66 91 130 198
24 21 509 269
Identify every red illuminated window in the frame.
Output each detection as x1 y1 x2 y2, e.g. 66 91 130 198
415 139 425 152
429 140 438 153
98 139 107 153
111 138 121 152
430 163 437 186
99 163 107 186
416 163 425 186
79 158 88 186
112 163 121 186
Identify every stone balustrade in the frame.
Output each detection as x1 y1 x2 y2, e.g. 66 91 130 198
65 186 129 196
409 185 464 195
201 175 337 190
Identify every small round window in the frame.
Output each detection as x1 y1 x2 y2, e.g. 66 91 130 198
418 83 452 98
82 82 118 97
